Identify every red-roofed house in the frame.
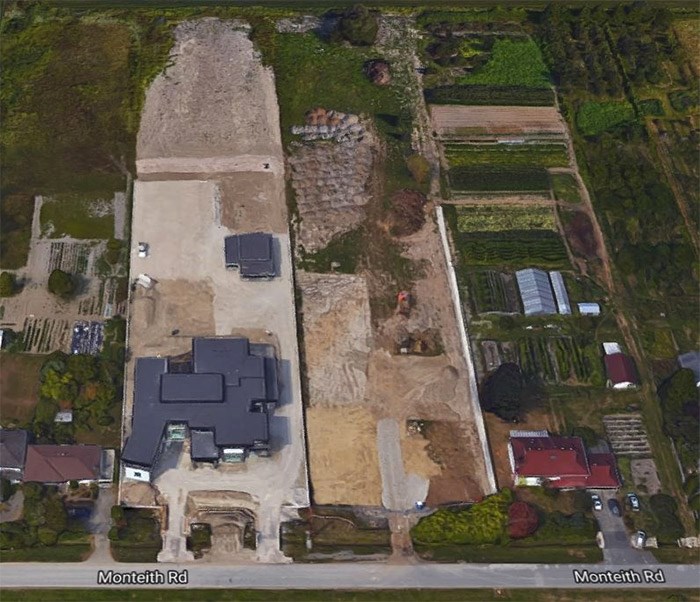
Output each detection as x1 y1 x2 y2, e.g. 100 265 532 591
604 352 639 389
509 434 621 490
23 445 107 485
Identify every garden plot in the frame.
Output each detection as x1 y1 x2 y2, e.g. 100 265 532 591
20 317 71 354
516 337 605 386
431 105 566 139
603 414 652 457
468 271 520 314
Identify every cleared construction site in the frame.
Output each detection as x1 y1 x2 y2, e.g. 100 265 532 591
120 20 308 564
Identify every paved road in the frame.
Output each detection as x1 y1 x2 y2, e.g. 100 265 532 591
0 562 697 589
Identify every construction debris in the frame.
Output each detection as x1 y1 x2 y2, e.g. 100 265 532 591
291 108 365 143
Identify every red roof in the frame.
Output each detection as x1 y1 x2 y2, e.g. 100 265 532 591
604 353 638 385
23 445 101 483
511 436 589 478
554 453 621 489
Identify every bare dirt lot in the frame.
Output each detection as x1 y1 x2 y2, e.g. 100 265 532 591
137 19 282 164
430 105 566 137
299 212 491 507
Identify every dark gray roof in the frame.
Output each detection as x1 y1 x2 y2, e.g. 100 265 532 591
224 233 274 278
191 430 220 462
0 429 28 471
678 351 700 383
122 337 278 469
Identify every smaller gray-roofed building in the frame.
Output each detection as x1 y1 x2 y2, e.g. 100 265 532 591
515 268 557 316
578 302 601 316
0 429 28 482
678 351 700 387
549 271 571 315
191 430 220 462
224 233 275 278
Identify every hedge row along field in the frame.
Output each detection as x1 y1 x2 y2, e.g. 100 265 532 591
425 85 553 106
449 166 550 192
575 101 636 137
455 206 557 233
445 143 569 168
454 231 569 269
457 38 551 89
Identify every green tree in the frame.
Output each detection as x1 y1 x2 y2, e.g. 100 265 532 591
37 527 58 546
337 5 378 46
40 369 78 403
66 354 98 383
42 494 68 533
481 363 524 422
0 271 16 297
48 268 75 298
406 154 431 186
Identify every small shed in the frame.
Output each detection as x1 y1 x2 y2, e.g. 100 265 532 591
578 302 601 316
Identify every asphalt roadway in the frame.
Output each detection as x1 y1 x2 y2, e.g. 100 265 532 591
0 562 698 590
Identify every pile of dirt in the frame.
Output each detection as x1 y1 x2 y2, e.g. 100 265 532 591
563 210 598 259
387 189 427 237
364 60 391 86
288 127 375 252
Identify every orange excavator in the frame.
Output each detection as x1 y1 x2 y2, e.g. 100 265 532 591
396 290 411 317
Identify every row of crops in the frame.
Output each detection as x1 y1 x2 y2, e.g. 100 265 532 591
444 143 569 168
517 337 605 386
449 165 550 193
455 231 569 269
425 85 554 106
469 270 510 313
455 205 556 232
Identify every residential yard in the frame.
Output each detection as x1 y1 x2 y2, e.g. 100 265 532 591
0 353 44 426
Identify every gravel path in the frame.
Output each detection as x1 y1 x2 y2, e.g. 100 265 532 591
376 418 428 511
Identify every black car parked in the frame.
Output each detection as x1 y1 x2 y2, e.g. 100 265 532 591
608 498 622 516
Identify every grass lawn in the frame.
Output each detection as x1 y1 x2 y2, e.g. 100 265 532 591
550 173 581 204
0 353 44 426
0 544 91 562
415 543 603 563
458 37 551 89
110 545 161 563
40 194 116 240
3 590 692 602
651 546 700 564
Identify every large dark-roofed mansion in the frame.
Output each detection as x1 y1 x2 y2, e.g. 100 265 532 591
122 337 279 482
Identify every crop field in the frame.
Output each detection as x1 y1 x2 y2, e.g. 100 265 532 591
469 271 508 313
425 85 554 107
431 105 566 138
449 166 550 193
444 143 569 168
517 337 604 386
455 231 569 269
550 173 581 203
455 206 556 232
458 38 551 90
575 101 636 137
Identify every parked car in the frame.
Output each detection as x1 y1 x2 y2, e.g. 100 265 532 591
138 242 149 258
634 530 647 548
627 492 641 512
608 498 622 516
590 493 603 511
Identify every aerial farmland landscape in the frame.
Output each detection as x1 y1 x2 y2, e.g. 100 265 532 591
0 1 698 600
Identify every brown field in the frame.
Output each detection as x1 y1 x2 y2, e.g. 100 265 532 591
430 105 566 136
0 353 44 425
674 20 700 73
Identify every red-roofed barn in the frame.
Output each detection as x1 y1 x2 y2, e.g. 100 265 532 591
604 352 639 389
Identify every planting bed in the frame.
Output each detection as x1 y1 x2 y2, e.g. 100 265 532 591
455 205 556 232
449 166 550 193
444 143 569 168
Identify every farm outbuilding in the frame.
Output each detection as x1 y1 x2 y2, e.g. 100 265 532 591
549 271 571 315
515 268 557 316
578 302 601 316
604 352 639 389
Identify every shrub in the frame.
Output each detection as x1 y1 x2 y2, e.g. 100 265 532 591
481 362 524 422
0 271 17 297
337 5 378 46
37 527 58 546
411 489 512 545
507 501 539 539
48 268 75 298
576 101 636 137
406 154 430 185
0 478 16 502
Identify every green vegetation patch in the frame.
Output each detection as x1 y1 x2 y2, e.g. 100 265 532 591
458 38 551 89
412 489 512 545
425 85 553 106
550 173 581 204
109 507 162 563
575 101 636 137
445 143 569 168
455 232 569 269
40 194 115 239
449 166 550 193
455 205 556 233
0 194 35 269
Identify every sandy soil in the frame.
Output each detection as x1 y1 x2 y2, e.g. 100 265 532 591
296 272 372 406
137 20 283 165
305 406 382 506
430 105 566 136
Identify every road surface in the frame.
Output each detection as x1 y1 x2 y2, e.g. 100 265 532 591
0 562 697 590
